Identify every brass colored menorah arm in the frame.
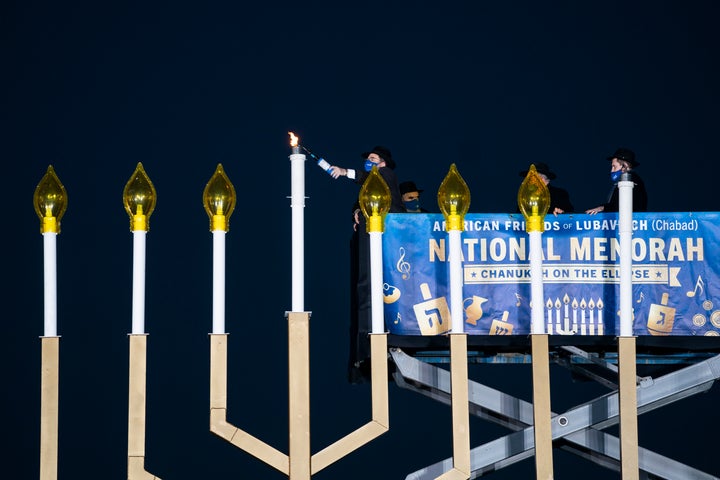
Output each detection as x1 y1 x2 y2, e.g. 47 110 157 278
40 337 59 480
310 332 389 474
434 333 471 480
531 333 554 480
128 456 160 480
436 468 472 480
128 334 161 480
209 333 290 475
618 336 640 479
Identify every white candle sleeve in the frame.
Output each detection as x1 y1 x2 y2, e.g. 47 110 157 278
43 232 58 337
618 177 634 337
131 230 147 334
448 229 464 333
370 231 385 334
290 152 306 312
212 230 226 334
529 231 545 334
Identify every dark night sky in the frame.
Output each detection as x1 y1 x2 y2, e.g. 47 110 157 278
4 1 720 478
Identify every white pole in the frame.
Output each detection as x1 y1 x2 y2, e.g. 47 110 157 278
618 175 635 337
448 229 464 333
212 230 226 334
131 230 147 334
290 148 306 312
369 231 385 334
529 230 545 334
43 232 58 337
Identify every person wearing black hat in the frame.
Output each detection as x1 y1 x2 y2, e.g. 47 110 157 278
518 162 574 215
399 180 430 213
328 145 405 383
586 147 648 214
328 144 405 224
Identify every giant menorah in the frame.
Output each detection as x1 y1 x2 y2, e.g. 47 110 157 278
34 146 642 479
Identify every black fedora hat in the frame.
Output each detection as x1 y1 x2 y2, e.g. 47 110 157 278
361 145 395 170
607 147 639 167
399 181 423 195
519 162 556 180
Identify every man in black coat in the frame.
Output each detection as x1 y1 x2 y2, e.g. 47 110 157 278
518 162 575 215
586 147 648 214
329 146 404 382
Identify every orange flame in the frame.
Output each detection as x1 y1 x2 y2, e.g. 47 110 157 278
288 131 299 147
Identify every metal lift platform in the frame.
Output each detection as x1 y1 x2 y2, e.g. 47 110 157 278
386 335 720 479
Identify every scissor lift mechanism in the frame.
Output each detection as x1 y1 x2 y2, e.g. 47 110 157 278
390 346 720 479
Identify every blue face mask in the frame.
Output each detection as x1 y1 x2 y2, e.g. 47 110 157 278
404 199 420 212
610 170 623 182
364 159 376 172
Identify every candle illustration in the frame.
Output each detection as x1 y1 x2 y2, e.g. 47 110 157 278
555 297 562 332
546 298 554 334
571 298 579 333
563 293 570 333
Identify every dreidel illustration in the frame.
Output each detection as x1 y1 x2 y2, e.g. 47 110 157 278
647 292 676 336
413 282 451 335
490 311 514 335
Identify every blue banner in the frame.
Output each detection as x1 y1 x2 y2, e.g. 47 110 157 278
382 212 720 337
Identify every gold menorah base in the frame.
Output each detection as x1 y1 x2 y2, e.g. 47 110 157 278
210 311 389 479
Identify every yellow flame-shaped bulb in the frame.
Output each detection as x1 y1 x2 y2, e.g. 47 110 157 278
203 164 236 232
437 163 471 231
518 164 550 232
359 166 391 232
123 162 156 232
33 165 68 234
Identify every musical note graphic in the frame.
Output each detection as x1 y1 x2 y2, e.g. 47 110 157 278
394 312 401 324
687 275 704 297
396 247 411 279
515 293 522 307
686 275 714 310
636 291 645 303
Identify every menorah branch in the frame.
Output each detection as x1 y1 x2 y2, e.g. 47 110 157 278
444 333 470 479
311 333 389 474
128 334 161 480
531 334 554 479
618 336 639 479
40 336 59 480
209 333 290 475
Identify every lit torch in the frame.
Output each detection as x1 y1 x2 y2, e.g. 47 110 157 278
288 131 333 176
289 131 300 154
